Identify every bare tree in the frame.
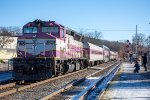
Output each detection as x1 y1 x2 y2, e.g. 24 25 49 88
132 33 145 46
84 31 102 39
78 29 102 45
145 36 150 47
119 44 126 60
93 31 102 39
132 33 146 55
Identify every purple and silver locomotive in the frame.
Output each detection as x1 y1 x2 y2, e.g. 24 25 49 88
13 19 88 81
13 19 118 81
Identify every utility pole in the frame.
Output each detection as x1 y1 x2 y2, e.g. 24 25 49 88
135 25 138 59
148 23 150 69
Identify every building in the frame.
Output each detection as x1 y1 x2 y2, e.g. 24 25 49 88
0 36 17 60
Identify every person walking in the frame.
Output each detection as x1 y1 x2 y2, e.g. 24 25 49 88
142 53 148 71
134 61 140 73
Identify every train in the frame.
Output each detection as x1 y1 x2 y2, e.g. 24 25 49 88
12 19 118 81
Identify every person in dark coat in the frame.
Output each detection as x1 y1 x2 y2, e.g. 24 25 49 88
142 53 147 71
129 53 133 64
134 61 140 73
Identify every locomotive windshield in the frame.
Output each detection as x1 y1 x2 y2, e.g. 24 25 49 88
24 27 37 33
42 27 59 33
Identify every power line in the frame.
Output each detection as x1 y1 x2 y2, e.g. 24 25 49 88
75 28 150 32
99 30 150 31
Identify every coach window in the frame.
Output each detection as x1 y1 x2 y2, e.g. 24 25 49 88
42 27 59 33
61 29 65 38
24 27 37 33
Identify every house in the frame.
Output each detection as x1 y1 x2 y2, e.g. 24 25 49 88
0 36 17 60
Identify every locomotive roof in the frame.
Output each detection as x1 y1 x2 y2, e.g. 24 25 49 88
24 19 81 36
23 19 84 42
24 19 65 28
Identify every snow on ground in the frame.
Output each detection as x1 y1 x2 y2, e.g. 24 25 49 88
101 62 150 100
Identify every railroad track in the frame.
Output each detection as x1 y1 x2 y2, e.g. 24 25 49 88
0 82 30 97
0 61 116 100
41 62 121 100
0 82 16 97
0 82 16 90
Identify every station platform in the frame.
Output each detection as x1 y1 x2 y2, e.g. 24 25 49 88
101 62 150 100
0 71 12 83
0 63 12 83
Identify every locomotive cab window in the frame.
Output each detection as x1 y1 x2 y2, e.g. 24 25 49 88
42 27 59 33
23 27 37 33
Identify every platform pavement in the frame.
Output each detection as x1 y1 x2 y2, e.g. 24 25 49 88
101 62 150 100
0 72 12 83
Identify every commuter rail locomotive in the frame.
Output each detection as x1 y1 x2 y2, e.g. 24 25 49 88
13 19 118 81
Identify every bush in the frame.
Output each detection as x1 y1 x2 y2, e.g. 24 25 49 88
0 59 5 63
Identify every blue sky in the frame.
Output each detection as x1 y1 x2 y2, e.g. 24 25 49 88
0 0 150 41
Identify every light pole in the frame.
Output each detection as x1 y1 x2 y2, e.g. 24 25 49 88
148 35 150 69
